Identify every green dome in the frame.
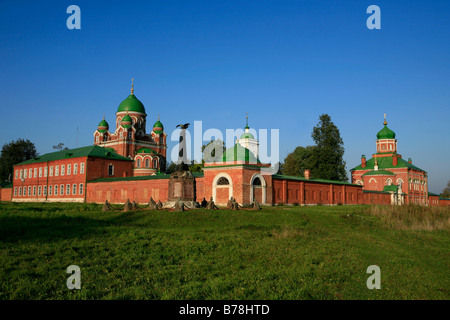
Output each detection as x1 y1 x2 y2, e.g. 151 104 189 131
153 120 164 134
97 119 109 133
117 94 146 114
240 132 254 139
121 113 132 128
222 144 259 163
377 125 396 140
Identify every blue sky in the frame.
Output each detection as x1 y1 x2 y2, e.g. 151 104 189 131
0 0 449 193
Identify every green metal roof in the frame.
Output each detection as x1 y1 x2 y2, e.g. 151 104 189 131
362 169 396 176
272 174 358 186
117 94 146 114
136 148 158 154
351 155 426 172
377 125 396 140
15 145 132 166
222 144 260 163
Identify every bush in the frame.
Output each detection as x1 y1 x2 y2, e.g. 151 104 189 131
293 202 299 206
277 202 284 206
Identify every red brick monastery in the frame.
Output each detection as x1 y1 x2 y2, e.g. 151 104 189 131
1 85 449 207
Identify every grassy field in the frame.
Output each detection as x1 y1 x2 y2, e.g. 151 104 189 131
0 202 448 300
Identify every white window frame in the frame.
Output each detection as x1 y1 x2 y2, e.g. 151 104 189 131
61 165 65 176
79 183 84 195
74 164 78 175
50 166 54 177
67 164 71 175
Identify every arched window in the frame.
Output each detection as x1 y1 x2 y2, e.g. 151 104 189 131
386 178 392 186
145 158 150 168
217 177 230 185
136 159 141 168
252 177 262 186
153 158 158 168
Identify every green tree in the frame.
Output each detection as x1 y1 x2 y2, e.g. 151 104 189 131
283 146 316 177
441 181 450 198
0 139 38 181
165 161 177 174
310 114 348 181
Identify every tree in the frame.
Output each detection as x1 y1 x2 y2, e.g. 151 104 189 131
0 139 38 181
165 161 178 174
310 114 348 181
282 146 316 177
441 180 450 198
282 114 348 181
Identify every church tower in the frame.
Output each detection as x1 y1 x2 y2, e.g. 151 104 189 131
376 114 397 153
93 80 167 175
237 113 259 158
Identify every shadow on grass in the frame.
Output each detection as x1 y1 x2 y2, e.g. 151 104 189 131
0 211 148 243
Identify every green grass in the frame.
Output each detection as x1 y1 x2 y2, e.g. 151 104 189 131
0 202 448 300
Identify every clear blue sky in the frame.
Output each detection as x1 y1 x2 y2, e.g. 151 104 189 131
0 0 449 193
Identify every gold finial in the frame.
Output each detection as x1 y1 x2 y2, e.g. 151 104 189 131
131 78 134 95
383 113 387 125
103 113 105 120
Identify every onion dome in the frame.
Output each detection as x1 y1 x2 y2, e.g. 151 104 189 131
117 79 146 114
376 115 396 139
121 113 132 128
153 114 164 134
98 116 109 133
240 132 255 139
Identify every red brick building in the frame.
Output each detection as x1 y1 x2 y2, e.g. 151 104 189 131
351 115 430 205
93 80 167 175
11 145 133 202
3 95 448 207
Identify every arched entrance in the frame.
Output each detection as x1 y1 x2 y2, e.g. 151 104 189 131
212 173 233 205
250 174 266 204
